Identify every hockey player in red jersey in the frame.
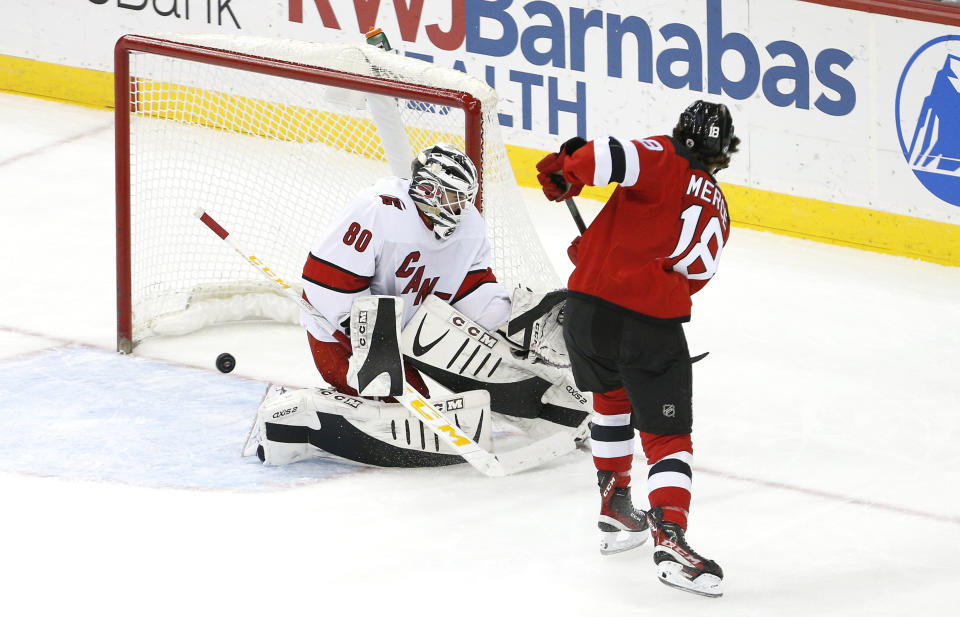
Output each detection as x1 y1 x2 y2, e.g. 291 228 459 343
536 100 740 598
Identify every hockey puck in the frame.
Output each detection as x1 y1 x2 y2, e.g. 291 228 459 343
216 352 236 373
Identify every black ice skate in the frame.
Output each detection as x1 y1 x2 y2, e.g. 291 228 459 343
646 506 723 598
597 471 649 555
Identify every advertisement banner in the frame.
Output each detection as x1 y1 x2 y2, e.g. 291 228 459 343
1 0 958 260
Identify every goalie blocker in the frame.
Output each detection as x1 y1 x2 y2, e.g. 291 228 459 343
346 295 404 397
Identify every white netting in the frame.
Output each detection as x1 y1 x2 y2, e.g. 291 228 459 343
121 34 559 347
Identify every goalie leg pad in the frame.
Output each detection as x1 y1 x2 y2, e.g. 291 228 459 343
248 386 322 466
253 386 493 467
402 296 591 437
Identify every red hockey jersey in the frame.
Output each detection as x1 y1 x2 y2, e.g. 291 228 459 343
564 135 730 321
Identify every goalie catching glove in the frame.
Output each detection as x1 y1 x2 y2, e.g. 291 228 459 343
504 287 570 368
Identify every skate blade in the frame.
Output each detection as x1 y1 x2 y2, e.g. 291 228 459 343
599 530 648 555
656 561 723 598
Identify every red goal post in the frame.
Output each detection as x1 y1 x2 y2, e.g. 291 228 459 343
114 34 559 353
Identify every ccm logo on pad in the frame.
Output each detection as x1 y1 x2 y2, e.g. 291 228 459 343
450 316 498 349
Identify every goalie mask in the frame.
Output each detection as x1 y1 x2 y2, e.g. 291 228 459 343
677 100 735 157
409 143 479 241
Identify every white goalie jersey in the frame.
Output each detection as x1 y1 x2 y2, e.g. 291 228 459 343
301 176 511 342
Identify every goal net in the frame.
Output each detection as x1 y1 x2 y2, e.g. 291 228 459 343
115 34 560 353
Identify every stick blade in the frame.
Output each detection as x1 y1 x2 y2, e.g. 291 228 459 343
492 432 577 475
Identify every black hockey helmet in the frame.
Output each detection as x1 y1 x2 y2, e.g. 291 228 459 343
677 100 735 157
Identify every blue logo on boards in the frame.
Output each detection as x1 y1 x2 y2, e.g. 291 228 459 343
896 36 960 208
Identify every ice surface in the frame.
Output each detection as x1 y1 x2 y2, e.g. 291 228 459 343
0 346 362 488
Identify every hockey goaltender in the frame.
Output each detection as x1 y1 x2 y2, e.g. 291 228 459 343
243 143 592 470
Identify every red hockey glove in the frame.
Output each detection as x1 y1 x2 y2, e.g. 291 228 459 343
535 137 588 202
535 152 567 201
567 236 582 266
537 169 584 202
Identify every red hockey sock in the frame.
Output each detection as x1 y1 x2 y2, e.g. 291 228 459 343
591 388 634 487
640 432 693 529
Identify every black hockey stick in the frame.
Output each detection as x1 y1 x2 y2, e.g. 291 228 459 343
565 197 587 233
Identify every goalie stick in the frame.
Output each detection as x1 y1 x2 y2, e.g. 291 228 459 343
194 208 577 477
